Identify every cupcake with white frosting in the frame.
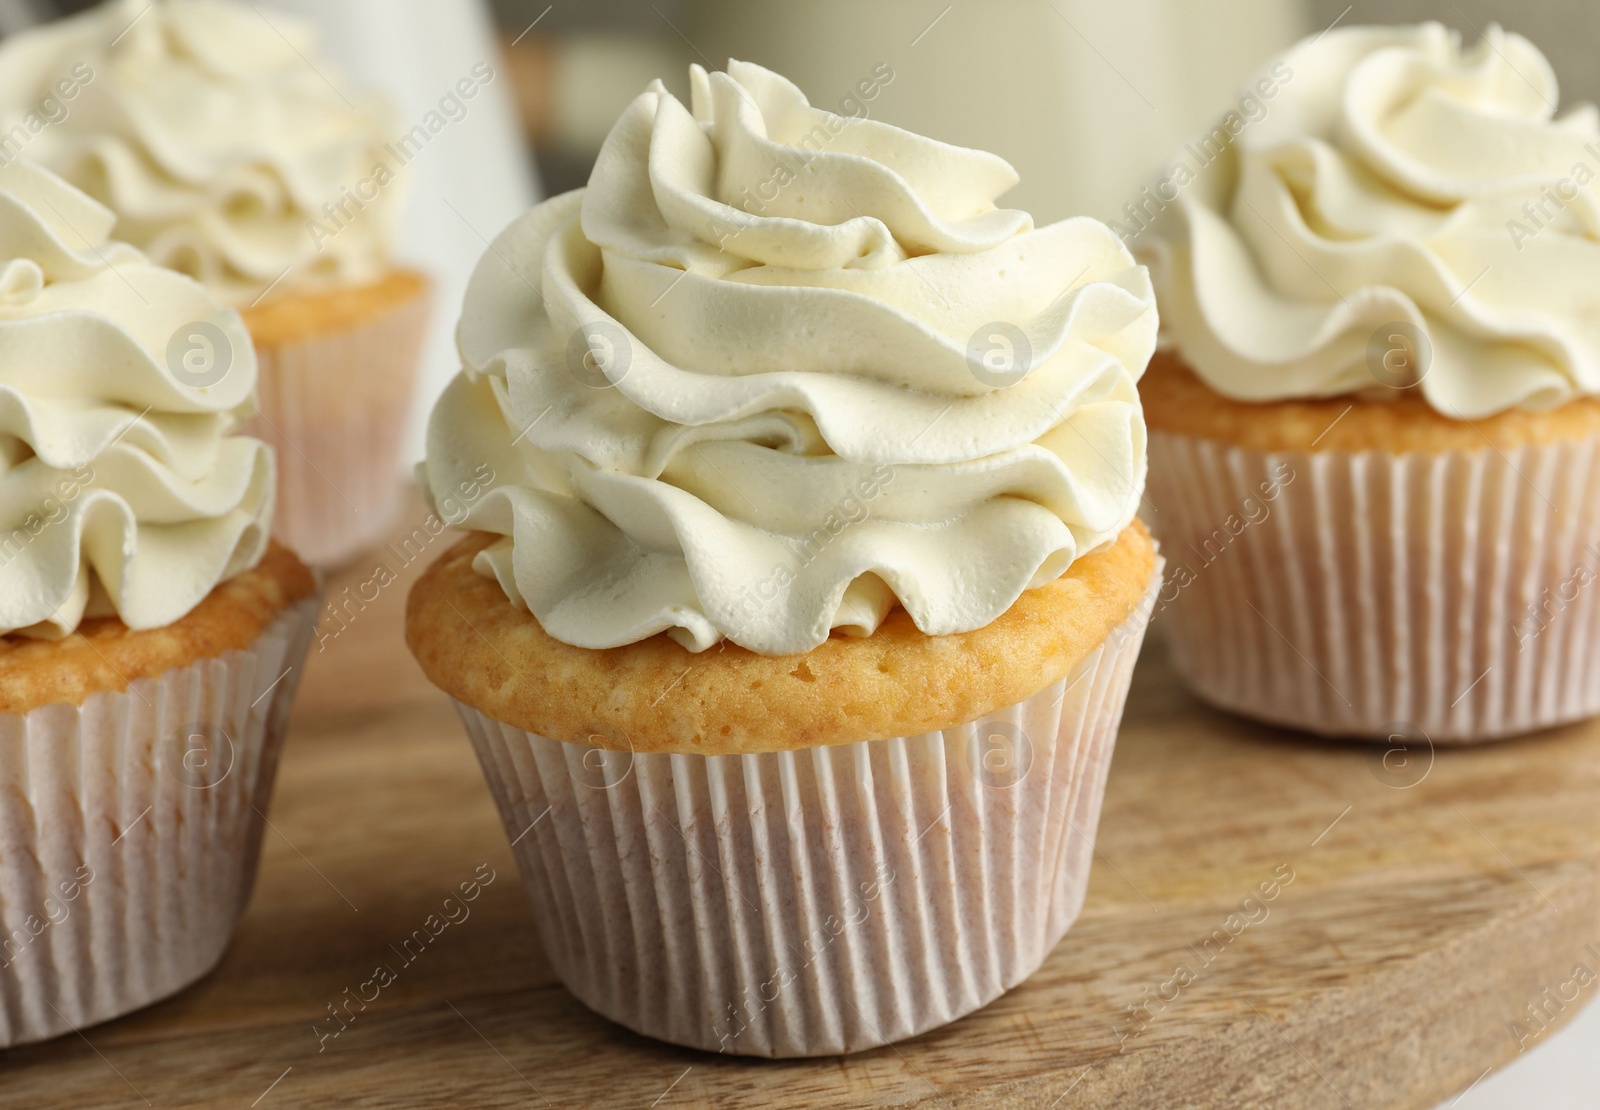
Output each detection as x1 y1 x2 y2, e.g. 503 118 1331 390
407 61 1161 1055
1139 23 1600 741
0 0 432 566
0 159 318 1046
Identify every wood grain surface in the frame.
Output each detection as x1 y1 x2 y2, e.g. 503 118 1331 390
3 493 1598 1109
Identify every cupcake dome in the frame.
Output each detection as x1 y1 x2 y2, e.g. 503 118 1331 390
0 0 432 569
0 158 269 636
410 60 1162 1056
0 158 318 1048
1143 22 1600 417
421 60 1155 655
1137 23 1600 742
0 0 400 305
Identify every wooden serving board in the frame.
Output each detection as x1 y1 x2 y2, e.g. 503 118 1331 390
3 494 1599 1109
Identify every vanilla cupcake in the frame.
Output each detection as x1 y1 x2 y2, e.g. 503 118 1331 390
1139 23 1600 742
0 160 318 1046
408 61 1160 1056
0 0 431 566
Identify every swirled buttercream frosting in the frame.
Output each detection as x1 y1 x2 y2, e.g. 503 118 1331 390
0 0 400 305
1142 22 1600 417
0 159 270 638
421 61 1155 655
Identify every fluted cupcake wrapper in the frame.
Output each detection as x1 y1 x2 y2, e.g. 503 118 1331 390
0 592 321 1047
245 285 431 568
1148 431 1600 742
454 567 1160 1057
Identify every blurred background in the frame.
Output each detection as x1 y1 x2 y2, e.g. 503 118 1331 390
4 0 1599 478
0 2 1594 1098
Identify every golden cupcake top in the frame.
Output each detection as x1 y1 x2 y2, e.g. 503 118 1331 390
406 521 1155 755
1142 351 1600 453
0 541 312 714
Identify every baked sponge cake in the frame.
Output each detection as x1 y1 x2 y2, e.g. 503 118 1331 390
410 523 1156 756
407 60 1162 1055
0 160 319 1046
1137 23 1600 742
0 0 433 566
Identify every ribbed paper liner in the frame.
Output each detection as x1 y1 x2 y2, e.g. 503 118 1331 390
454 569 1160 1057
0 593 321 1047
1148 431 1600 742
245 284 431 568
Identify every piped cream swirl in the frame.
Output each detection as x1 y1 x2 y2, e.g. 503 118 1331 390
0 159 270 637
422 61 1154 655
1143 22 1600 417
0 0 400 305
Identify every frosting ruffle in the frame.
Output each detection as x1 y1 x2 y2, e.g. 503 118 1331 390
1142 23 1600 417
422 61 1155 655
0 0 401 305
0 159 269 637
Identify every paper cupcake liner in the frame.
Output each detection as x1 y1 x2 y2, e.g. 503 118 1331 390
0 591 321 1047
245 284 431 568
1147 431 1600 742
454 567 1160 1057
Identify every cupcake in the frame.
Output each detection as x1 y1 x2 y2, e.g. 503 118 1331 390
0 0 431 567
0 160 318 1046
1137 23 1600 743
408 61 1161 1055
